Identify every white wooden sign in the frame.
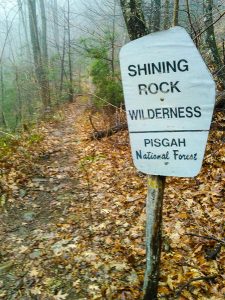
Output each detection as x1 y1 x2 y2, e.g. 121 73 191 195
120 27 215 177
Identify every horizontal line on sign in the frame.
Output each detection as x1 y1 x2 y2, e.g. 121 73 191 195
130 130 209 133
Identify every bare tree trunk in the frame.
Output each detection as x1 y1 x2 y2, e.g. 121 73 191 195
10 42 23 127
67 0 74 102
163 0 170 30
223 39 225 66
119 0 148 40
39 0 48 65
53 0 60 51
59 22 67 100
15 66 23 127
51 0 64 102
185 0 198 47
142 0 154 33
111 1 117 77
17 0 32 61
203 0 225 89
173 0 179 26
27 0 51 109
143 176 165 300
153 0 161 31
0 65 7 128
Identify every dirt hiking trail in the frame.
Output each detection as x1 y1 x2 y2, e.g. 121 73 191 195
0 98 225 300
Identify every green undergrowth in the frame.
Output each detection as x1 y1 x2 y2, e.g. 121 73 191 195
0 130 44 160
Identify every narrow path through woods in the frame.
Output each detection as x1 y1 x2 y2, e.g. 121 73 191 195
0 98 224 300
0 98 94 299
0 97 146 300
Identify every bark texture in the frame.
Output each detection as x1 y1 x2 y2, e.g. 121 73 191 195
39 0 48 65
143 176 165 300
173 0 179 26
163 0 170 30
67 0 74 102
152 0 161 31
120 0 148 40
203 0 225 89
28 0 50 109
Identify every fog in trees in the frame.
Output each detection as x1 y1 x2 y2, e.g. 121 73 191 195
0 0 224 131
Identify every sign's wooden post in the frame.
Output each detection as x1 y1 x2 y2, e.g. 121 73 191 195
119 26 215 299
143 175 165 299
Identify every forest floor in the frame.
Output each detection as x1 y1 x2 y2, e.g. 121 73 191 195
0 97 225 300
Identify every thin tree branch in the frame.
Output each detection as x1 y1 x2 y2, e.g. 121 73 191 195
88 93 126 111
185 233 225 245
174 275 218 298
185 0 198 47
194 10 225 40
89 115 98 133
0 8 20 64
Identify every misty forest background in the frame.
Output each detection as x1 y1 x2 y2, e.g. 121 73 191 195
0 0 224 133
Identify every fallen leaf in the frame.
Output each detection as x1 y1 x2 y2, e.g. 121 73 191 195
54 290 68 300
